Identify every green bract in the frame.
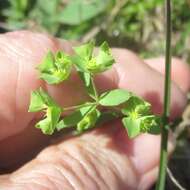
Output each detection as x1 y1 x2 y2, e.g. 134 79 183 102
122 117 141 138
35 106 62 135
28 41 161 139
77 108 100 132
73 41 115 74
37 51 72 84
121 96 151 117
29 88 62 135
56 105 93 130
122 115 161 138
121 96 160 138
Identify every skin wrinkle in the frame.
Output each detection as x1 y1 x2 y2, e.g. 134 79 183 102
11 164 72 190
31 171 60 190
84 142 136 190
15 58 21 124
78 144 110 190
49 158 84 189
86 143 126 189
52 165 76 190
61 148 100 190
83 143 130 190
35 165 73 190
56 149 86 189
0 36 28 58
60 142 105 190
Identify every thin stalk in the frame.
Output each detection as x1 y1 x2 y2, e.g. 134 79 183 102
91 75 99 101
156 0 172 190
64 102 97 111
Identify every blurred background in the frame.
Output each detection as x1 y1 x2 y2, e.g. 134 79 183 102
0 0 190 189
0 0 190 62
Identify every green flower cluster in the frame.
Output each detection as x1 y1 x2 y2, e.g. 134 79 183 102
29 42 161 138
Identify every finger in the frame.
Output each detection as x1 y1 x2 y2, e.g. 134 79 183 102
145 57 190 93
0 122 169 190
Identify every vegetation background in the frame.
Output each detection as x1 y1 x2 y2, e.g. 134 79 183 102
0 0 189 189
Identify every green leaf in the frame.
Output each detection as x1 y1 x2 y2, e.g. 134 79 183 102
79 72 91 87
99 89 132 106
122 96 151 117
122 115 161 138
71 55 87 72
36 106 62 135
56 105 92 131
56 0 109 25
139 115 161 134
55 51 72 69
122 117 141 138
29 90 47 112
100 41 111 53
74 41 94 60
38 51 72 84
37 51 55 72
77 108 100 132
86 41 115 73
38 88 59 107
78 72 97 100
29 88 59 112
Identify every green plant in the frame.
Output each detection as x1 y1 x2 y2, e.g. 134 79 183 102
28 41 161 139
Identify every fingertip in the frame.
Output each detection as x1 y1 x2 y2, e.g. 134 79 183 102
145 57 190 93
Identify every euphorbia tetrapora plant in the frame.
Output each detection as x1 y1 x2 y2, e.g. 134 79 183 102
28 41 161 138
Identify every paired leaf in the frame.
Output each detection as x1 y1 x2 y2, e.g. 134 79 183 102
29 88 62 135
28 89 47 112
38 51 72 84
86 42 115 73
122 117 141 138
139 115 161 134
29 88 58 112
37 51 55 72
122 96 151 117
77 108 100 132
121 96 161 138
122 115 161 138
99 89 131 106
56 105 92 131
36 106 62 135
74 41 94 60
73 41 115 74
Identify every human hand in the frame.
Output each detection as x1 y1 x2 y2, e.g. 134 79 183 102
0 31 189 190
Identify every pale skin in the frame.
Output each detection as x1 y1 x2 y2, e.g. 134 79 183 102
0 31 189 190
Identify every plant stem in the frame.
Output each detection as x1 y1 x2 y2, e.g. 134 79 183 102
91 75 99 101
156 0 172 190
64 102 97 111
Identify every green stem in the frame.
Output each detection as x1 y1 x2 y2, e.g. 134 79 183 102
91 75 99 101
156 0 172 190
64 102 97 111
